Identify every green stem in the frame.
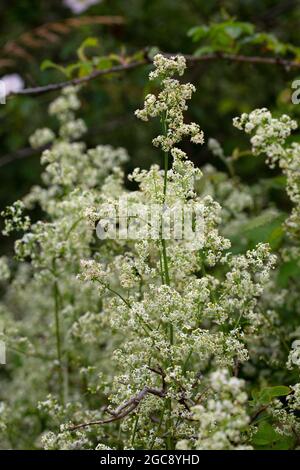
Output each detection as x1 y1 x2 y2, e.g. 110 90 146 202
53 279 64 403
7 345 52 361
163 151 168 198
159 247 165 284
65 217 83 240
104 283 131 308
160 113 174 449
182 348 193 374
97 280 153 335
131 414 139 447
150 400 167 449
166 398 174 450
161 239 170 286
161 142 170 286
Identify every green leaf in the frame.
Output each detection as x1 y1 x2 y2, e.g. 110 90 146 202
278 260 300 288
95 57 113 70
242 33 288 55
258 386 290 404
40 60 68 76
131 49 146 62
240 212 279 232
268 224 284 250
194 46 215 57
252 422 278 446
64 63 82 78
187 25 209 42
223 22 254 40
251 389 260 402
261 175 287 190
252 422 294 450
147 46 160 60
78 62 93 77
77 37 99 62
272 436 294 450
189 21 255 54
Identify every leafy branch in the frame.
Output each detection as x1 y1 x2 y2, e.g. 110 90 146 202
7 50 300 98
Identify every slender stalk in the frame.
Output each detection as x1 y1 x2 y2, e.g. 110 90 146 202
161 239 170 286
159 248 165 284
161 117 171 287
160 113 174 448
7 345 52 361
163 151 168 198
97 280 154 335
53 278 64 403
166 398 174 450
150 400 167 449
131 414 139 447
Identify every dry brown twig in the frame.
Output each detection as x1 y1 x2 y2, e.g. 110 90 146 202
68 364 205 432
68 386 166 431
1 16 124 66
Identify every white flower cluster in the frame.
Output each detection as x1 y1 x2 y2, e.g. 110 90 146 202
49 86 81 123
287 340 300 368
29 128 55 149
1 55 298 451
233 108 297 164
1 200 30 236
177 369 251 450
73 55 276 449
135 54 204 151
234 108 300 238
149 54 186 80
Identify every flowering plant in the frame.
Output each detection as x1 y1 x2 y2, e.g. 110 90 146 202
1 54 300 450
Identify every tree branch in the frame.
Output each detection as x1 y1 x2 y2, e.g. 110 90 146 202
8 51 300 98
68 386 166 431
8 60 148 97
0 144 49 168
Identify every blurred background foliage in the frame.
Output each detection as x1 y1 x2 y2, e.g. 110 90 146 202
1 0 300 254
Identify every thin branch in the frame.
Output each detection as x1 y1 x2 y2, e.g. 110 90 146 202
147 365 166 390
8 60 148 97
68 386 165 431
0 117 133 169
7 51 300 98
0 144 49 168
250 404 269 424
174 52 300 69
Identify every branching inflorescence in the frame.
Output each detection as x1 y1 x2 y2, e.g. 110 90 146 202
1 54 300 450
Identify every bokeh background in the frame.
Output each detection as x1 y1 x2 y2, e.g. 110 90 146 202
1 0 300 254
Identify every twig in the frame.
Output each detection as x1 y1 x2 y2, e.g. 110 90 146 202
8 60 148 97
68 386 165 431
1 16 125 67
250 404 269 424
0 117 133 169
175 52 300 69
0 144 49 168
7 51 300 98
147 365 166 390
